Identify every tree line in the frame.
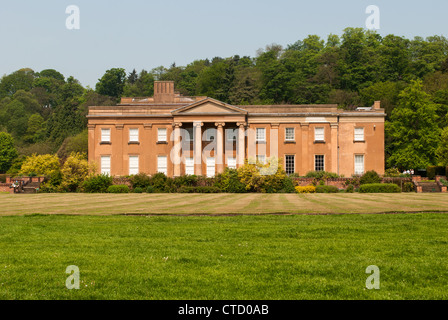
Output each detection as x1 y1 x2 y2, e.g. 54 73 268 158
0 27 448 174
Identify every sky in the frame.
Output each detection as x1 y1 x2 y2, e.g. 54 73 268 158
0 0 447 88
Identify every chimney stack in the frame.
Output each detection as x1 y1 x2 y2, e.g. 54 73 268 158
373 101 381 110
153 81 175 103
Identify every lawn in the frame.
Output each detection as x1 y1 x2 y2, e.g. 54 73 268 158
1 193 448 216
1 213 448 300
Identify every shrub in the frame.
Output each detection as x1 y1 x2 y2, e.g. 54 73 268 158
402 182 415 193
19 154 61 177
238 158 288 193
358 183 401 193
173 175 199 188
439 178 448 187
360 170 381 185
107 185 130 193
295 186 316 194
346 184 354 193
178 186 221 193
384 168 401 177
305 171 339 179
279 175 296 193
146 185 154 193
148 172 172 193
427 166 446 180
133 187 144 193
315 185 339 193
60 152 91 192
129 173 151 189
214 168 246 193
81 174 113 193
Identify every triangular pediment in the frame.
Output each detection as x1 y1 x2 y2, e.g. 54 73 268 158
172 98 248 115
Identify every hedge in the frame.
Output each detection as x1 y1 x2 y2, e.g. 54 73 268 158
358 183 401 193
107 185 130 193
315 185 339 193
295 186 316 194
426 166 446 180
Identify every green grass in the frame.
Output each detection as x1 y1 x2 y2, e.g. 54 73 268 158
1 213 448 300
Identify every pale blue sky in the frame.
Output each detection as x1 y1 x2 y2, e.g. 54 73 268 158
0 0 447 88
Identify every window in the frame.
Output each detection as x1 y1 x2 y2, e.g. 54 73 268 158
158 128 167 142
314 155 324 171
256 128 266 142
257 155 266 164
101 156 111 175
227 157 237 169
226 128 237 142
206 157 215 178
314 127 325 142
285 155 295 175
285 128 295 141
354 127 365 141
206 128 216 141
355 155 365 175
185 157 194 175
101 128 111 142
157 156 167 175
184 128 194 142
129 128 139 142
129 156 139 175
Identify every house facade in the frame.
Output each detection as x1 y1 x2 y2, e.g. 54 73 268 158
87 81 385 178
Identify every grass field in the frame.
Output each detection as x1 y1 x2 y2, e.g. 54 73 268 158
1 193 448 216
1 193 448 300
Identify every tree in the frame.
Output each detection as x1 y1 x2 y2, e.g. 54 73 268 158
386 80 442 170
95 68 126 98
0 132 18 173
436 124 448 166
19 154 61 177
60 152 91 192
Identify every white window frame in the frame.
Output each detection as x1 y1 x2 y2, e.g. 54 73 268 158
158 128 167 142
157 155 167 175
227 157 237 169
354 127 365 142
205 128 216 142
129 155 139 175
354 154 365 175
285 155 295 175
314 127 325 142
314 155 325 172
257 155 266 164
285 128 295 141
226 128 237 142
184 128 194 142
256 128 266 142
129 128 139 142
101 128 111 143
206 157 215 178
185 157 194 175
101 155 111 176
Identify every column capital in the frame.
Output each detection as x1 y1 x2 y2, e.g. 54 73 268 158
173 122 183 128
237 122 247 128
330 123 339 129
115 124 124 130
215 122 226 128
271 123 280 129
87 124 96 130
193 122 204 127
143 123 153 130
300 123 310 128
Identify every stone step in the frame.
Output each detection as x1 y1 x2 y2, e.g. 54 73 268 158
419 183 440 192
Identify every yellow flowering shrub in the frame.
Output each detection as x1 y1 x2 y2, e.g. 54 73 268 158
295 186 316 194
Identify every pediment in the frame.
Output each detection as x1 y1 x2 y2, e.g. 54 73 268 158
172 98 247 115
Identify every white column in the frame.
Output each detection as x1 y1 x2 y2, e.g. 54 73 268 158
173 122 182 177
237 122 246 167
215 123 225 174
194 122 203 176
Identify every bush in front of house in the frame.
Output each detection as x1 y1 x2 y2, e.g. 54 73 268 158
360 170 382 185
426 166 446 180
178 186 221 193
148 172 174 193
305 171 339 179
81 174 113 193
129 173 151 190
345 184 355 193
214 168 247 193
358 183 401 193
279 175 296 193
315 185 339 193
295 186 316 193
173 175 199 188
133 187 144 193
107 185 130 193
402 182 415 193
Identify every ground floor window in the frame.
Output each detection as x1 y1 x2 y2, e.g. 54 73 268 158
185 157 194 175
227 157 237 169
354 154 365 175
314 155 324 171
206 157 215 177
285 155 295 175
129 155 139 175
101 155 111 175
157 156 167 175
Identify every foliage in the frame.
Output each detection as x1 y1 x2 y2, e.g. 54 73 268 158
295 186 316 193
436 126 448 166
19 153 60 177
237 158 288 193
133 187 144 194
360 170 382 185
95 68 127 99
214 168 247 193
315 185 339 193
384 167 402 177
358 183 401 193
81 174 113 193
426 166 446 180
148 172 173 193
0 132 18 173
440 178 448 187
305 171 339 179
57 130 88 159
173 175 199 188
345 184 354 193
60 152 91 192
129 173 151 190
402 182 415 193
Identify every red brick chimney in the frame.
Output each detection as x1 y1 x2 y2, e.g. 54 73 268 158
154 81 175 103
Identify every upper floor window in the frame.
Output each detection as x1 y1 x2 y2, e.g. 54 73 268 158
314 127 325 142
226 128 237 142
256 128 266 142
285 128 295 141
184 127 194 142
206 128 216 141
354 127 365 142
101 128 111 143
129 128 139 142
158 128 167 142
